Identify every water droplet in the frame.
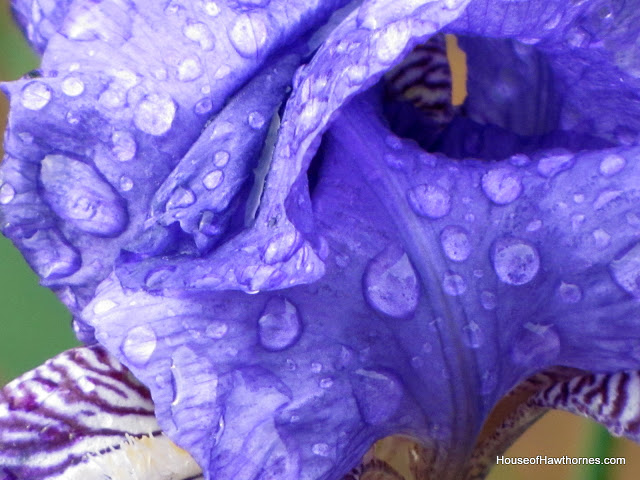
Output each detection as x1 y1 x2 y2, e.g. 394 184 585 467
610 242 640 297
351 369 403 425
229 14 267 57
214 151 230 167
440 225 471 262
0 183 16 204
202 0 220 16
112 131 137 161
24 229 81 280
363 244 420 318
178 56 203 81
462 322 483 348
167 186 196 209
134 93 176 136
258 297 302 351
599 153 626 176
202 170 224 190
558 281 582 303
312 443 330 457
509 153 530 166
205 321 228 339
526 219 542 232
481 168 522 205
537 152 574 177
593 189 622 210
311 362 322 373
194 97 213 115
61 76 85 96
121 325 157 366
119 176 133 191
345 64 368 84
93 299 117 315
442 272 467 296
492 237 540 286
543 12 562 30
247 111 265 129
480 291 497 310
21 81 52 110
374 20 410 64
319 377 334 388
512 323 560 365
183 22 214 50
406 184 451 219
592 228 611 249
66 110 80 125
40 155 128 237
573 193 585 204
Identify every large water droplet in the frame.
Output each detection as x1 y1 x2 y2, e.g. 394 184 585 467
167 186 196 209
258 297 302 351
440 225 471 262
599 153 626 176
112 131 137 162
21 81 52 110
492 237 540 286
121 325 157 366
558 281 582 303
134 94 176 136
406 184 451 219
203 170 224 190
61 76 85 97
481 168 522 205
610 242 640 297
178 56 203 81
229 14 267 57
0 183 16 204
363 244 420 318
442 272 467 296
512 323 560 365
351 369 403 425
40 155 128 237
537 152 574 178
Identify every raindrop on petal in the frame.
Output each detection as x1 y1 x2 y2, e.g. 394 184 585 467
134 93 176 136
183 22 215 50
202 0 220 16
610 242 640 297
492 237 540 286
442 272 466 296
167 187 196 209
61 76 85 96
363 244 420 318
214 151 230 167
558 281 582 303
592 228 611 249
440 225 471 262
178 56 203 81
481 168 522 205
374 20 411 64
121 325 157 366
202 170 224 190
229 14 267 57
112 131 137 162
599 154 626 176
351 369 403 425
0 183 16 204
247 111 265 129
312 443 330 457
21 81 52 110
537 152 574 178
258 297 302 351
406 184 451 219
480 290 497 310
119 176 133 191
206 321 228 339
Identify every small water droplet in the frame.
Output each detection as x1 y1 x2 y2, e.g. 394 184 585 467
183 22 214 50
558 281 582 303
537 152 574 177
61 76 85 96
481 168 522 205
311 362 322 373
480 290 497 310
202 170 224 190
202 0 220 16
214 151 230 167
440 225 471 262
592 228 611 249
406 184 451 219
167 186 196 209
319 377 334 388
0 183 16 204
134 93 176 136
599 153 626 176
492 237 540 286
205 321 228 339
512 323 560 365
21 81 52 110
93 299 117 314
462 322 483 348
573 193 585 204
119 176 133 191
112 131 137 161
442 272 467 296
122 325 157 366
312 443 330 457
229 14 267 57
526 219 542 232
258 297 302 351
65 110 80 125
543 12 562 30
363 244 420 318
194 97 213 115
247 111 265 129
178 56 203 81
351 369 403 425
610 242 640 297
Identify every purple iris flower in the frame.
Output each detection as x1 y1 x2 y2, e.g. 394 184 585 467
2 0 640 479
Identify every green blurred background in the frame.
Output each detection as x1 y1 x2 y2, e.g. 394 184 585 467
0 2 637 479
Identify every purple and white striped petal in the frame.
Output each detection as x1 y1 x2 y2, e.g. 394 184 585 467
0 346 202 480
